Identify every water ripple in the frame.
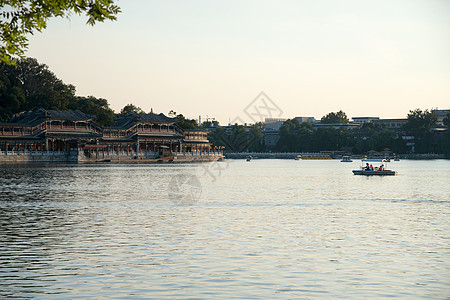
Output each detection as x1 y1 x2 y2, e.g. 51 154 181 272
0 160 449 298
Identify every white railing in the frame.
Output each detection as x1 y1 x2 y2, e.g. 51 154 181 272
174 151 223 157
0 150 68 156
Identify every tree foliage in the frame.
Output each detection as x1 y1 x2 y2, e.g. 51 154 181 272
1 57 77 118
1 0 121 64
119 103 145 115
403 109 437 137
403 109 438 153
69 96 115 126
208 122 265 152
273 117 408 154
443 113 450 128
200 120 219 128
320 110 349 124
176 114 198 129
0 57 115 126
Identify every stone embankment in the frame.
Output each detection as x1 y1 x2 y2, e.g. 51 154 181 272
224 152 332 159
0 150 223 163
401 153 446 160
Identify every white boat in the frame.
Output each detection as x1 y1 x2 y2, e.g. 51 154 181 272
341 156 352 162
352 159 397 176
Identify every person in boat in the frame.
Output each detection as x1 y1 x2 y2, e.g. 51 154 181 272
378 164 384 171
370 164 373 171
365 163 370 170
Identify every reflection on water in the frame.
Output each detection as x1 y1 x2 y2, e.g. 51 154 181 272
0 160 449 298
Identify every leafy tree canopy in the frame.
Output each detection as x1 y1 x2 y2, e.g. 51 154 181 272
443 113 450 128
119 103 145 115
176 114 198 129
403 108 437 137
1 0 121 64
320 110 349 124
200 120 219 128
1 57 77 118
69 96 115 126
0 57 115 125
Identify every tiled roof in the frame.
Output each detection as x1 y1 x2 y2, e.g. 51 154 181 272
45 132 102 138
107 112 178 129
136 113 177 123
44 109 95 120
10 108 95 127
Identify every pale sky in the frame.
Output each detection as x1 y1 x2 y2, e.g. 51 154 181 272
26 0 450 124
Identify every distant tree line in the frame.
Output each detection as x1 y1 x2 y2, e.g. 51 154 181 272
275 117 408 154
206 110 449 156
207 123 265 152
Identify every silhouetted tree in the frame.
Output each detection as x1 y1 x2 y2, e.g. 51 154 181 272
403 108 437 153
176 114 198 129
119 103 145 115
0 57 77 118
69 96 115 126
320 110 349 124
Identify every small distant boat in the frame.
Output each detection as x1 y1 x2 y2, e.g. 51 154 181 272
352 159 398 176
341 156 352 162
295 155 302 160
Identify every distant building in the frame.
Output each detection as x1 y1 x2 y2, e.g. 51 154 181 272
263 118 285 147
0 108 102 152
313 123 361 130
265 118 286 124
372 118 407 131
351 117 380 124
0 109 214 162
264 131 281 147
294 116 317 123
264 118 285 132
433 109 450 126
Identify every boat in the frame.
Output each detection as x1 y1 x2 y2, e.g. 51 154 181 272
352 159 397 176
294 155 302 160
341 156 352 162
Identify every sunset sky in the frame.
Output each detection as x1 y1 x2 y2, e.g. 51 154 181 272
26 0 450 124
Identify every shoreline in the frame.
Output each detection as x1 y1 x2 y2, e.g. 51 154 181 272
224 152 447 160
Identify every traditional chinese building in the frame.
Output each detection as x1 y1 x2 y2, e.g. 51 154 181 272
182 129 210 152
0 108 102 152
0 109 221 163
102 112 185 156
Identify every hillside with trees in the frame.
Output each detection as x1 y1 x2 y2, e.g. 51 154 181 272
0 57 200 129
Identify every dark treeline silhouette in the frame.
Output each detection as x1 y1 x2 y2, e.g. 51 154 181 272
275 118 407 154
206 110 449 156
0 57 199 129
207 123 265 153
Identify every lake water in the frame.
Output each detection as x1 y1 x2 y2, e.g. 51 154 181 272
0 159 449 299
